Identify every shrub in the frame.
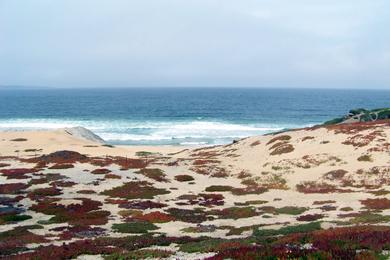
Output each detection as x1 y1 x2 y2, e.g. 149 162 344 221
174 174 194 182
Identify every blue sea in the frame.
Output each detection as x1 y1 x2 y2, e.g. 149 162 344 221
0 88 389 145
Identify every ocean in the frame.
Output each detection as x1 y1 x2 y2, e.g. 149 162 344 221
0 88 389 146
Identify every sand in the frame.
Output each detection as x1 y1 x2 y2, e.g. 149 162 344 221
0 120 390 258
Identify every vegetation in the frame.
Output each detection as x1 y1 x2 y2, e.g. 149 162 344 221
101 181 170 199
112 221 158 233
174 174 194 182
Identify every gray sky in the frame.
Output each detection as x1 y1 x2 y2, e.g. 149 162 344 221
0 0 389 88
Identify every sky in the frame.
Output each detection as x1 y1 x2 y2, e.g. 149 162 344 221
0 0 389 89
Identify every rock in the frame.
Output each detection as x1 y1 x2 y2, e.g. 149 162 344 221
324 108 390 125
63 127 105 144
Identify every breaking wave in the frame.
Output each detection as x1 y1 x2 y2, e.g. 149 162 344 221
0 118 311 145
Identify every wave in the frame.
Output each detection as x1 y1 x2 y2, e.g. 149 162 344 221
0 118 313 145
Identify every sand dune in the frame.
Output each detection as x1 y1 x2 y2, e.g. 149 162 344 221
0 120 390 259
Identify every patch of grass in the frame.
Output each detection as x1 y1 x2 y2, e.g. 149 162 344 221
205 185 233 192
91 168 111 175
179 238 251 253
357 154 373 162
135 151 157 157
360 198 390 210
24 149 42 152
133 211 175 223
112 221 158 234
302 136 315 141
253 222 322 238
270 143 294 156
105 174 121 179
323 169 348 180
135 168 169 182
10 138 28 142
225 224 264 236
275 206 307 215
49 163 74 169
28 187 62 200
339 207 353 212
105 249 173 260
167 208 208 223
267 135 291 145
235 200 268 206
118 209 142 218
0 183 29 194
313 200 336 205
101 181 170 199
369 189 390 196
209 206 258 219
297 214 324 221
0 214 32 224
181 224 216 233
350 212 390 224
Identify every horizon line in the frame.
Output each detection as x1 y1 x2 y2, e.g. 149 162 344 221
0 85 389 91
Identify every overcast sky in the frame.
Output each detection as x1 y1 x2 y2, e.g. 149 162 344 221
0 0 389 88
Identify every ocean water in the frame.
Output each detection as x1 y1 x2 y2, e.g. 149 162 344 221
0 88 389 145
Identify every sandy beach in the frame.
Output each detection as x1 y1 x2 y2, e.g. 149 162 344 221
1 119 389 258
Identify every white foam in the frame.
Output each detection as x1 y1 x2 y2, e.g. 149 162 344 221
0 118 311 145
